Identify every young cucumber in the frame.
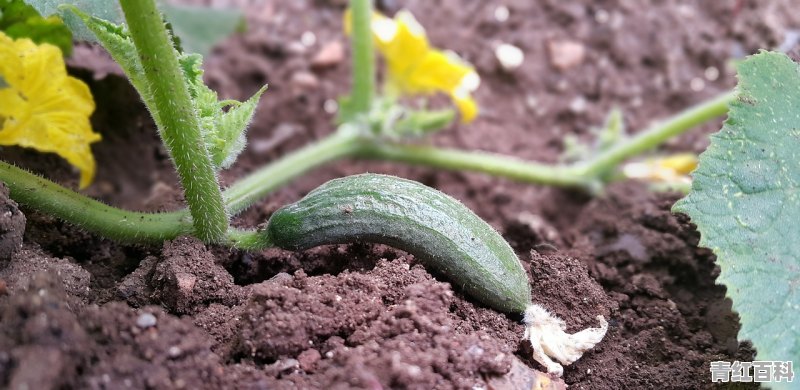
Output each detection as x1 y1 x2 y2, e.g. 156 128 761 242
267 173 531 313
266 173 607 376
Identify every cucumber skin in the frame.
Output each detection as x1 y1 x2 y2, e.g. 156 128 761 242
267 173 532 313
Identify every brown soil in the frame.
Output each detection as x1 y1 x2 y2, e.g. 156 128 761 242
2 0 797 388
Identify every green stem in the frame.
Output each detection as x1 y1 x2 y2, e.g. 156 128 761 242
120 0 228 242
576 91 735 176
349 0 375 114
355 142 588 186
355 91 735 189
0 162 192 243
0 91 734 248
0 130 362 246
224 228 272 250
224 129 362 215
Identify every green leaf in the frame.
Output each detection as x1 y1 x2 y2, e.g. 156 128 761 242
336 94 358 125
595 108 625 152
674 51 800 383
1 0 72 54
160 3 244 56
25 0 121 42
214 85 267 168
62 6 152 116
392 108 455 137
180 52 266 169
26 0 242 54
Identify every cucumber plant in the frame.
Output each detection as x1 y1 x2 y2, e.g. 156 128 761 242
0 0 749 377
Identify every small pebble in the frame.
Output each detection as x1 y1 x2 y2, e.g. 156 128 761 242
168 346 182 358
175 273 197 294
311 41 345 69
525 94 538 110
301 31 317 47
267 272 294 284
268 358 299 373
704 66 719 81
495 43 524 71
548 39 586 71
323 99 339 114
286 41 307 55
136 313 157 328
291 71 320 91
493 5 509 23
569 96 588 113
466 345 485 357
252 123 299 153
594 9 610 24
690 77 705 92
298 349 321 372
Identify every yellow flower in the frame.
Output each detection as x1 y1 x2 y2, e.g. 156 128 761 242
347 9 480 123
0 31 99 189
623 153 698 184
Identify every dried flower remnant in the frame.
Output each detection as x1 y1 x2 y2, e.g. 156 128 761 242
623 153 697 185
524 304 608 376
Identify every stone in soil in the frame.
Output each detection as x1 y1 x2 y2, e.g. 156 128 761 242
0 183 25 260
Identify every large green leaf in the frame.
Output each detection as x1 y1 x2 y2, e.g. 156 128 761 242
674 51 799 388
25 0 242 55
160 3 244 56
0 0 72 54
24 0 119 41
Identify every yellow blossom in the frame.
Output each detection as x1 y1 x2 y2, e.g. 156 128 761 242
623 153 698 184
0 31 99 189
347 9 480 123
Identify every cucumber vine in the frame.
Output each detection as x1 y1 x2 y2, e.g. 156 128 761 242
0 0 749 377
0 0 733 248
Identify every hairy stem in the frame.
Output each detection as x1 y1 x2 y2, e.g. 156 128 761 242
223 129 363 215
354 91 736 190
224 228 273 250
349 0 375 114
355 142 589 186
0 92 733 248
120 0 228 242
0 131 362 245
0 162 192 243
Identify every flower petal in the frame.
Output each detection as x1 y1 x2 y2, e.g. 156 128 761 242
452 92 478 123
344 8 481 123
0 31 99 188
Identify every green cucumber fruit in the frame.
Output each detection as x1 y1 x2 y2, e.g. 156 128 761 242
266 173 532 313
